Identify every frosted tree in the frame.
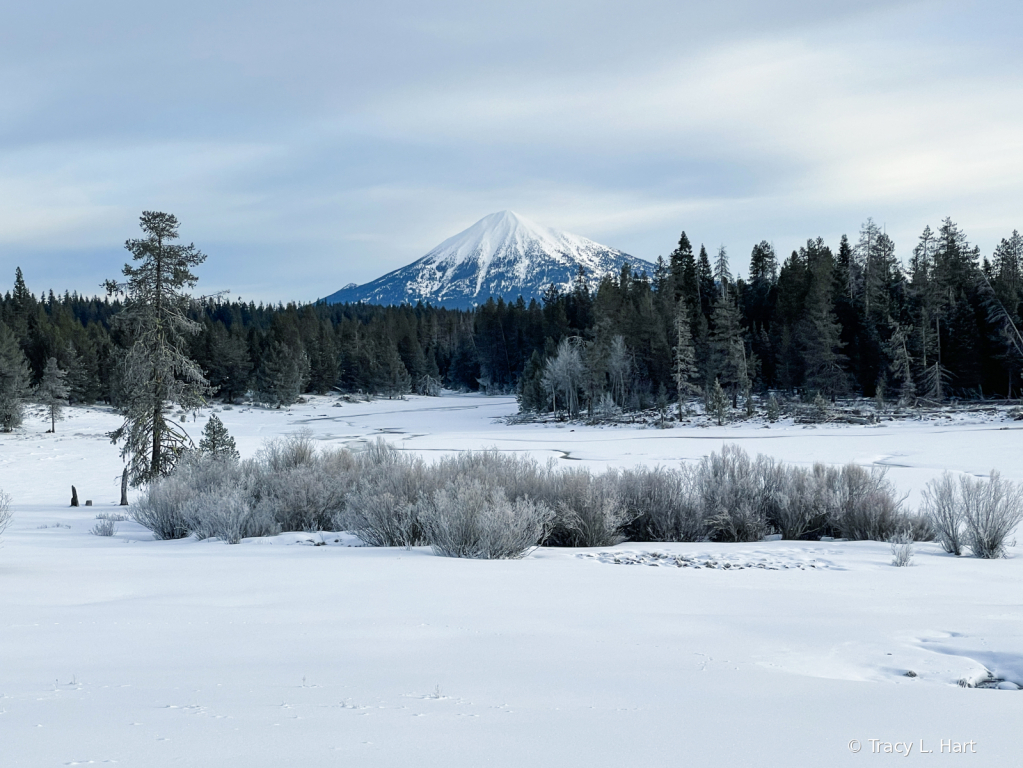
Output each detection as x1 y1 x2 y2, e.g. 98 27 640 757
672 297 698 418
198 414 240 461
105 212 210 486
36 357 69 432
709 289 746 400
854 218 882 314
884 324 916 406
0 321 31 432
542 337 585 417
713 245 731 296
606 335 631 408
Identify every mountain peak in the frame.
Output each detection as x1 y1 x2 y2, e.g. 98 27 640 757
323 213 653 309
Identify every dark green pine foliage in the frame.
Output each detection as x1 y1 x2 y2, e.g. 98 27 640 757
253 340 309 407
709 288 746 400
198 413 240 461
796 239 849 396
5 215 1023 412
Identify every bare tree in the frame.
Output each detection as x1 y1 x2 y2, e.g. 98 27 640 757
606 335 631 408
542 338 585 417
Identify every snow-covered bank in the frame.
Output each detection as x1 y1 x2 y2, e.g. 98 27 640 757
2 393 1021 766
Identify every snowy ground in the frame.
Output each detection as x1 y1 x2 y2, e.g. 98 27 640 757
2 393 1021 766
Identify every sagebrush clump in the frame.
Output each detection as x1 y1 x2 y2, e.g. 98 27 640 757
131 439 958 557
0 489 12 539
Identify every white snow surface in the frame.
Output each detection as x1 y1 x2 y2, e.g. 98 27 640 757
2 394 1022 766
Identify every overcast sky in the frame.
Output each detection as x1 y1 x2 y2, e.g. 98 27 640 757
2 0 1021 302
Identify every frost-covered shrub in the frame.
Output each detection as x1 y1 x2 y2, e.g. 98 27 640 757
922 473 965 555
420 478 553 559
339 441 432 546
345 488 425 547
890 531 914 567
255 432 316 472
830 464 920 542
130 474 194 540
697 445 770 542
185 489 279 543
547 468 633 547
616 465 703 542
960 471 1023 559
96 511 130 522
770 464 834 540
0 489 11 538
245 437 355 532
431 449 552 503
90 518 116 536
252 461 349 533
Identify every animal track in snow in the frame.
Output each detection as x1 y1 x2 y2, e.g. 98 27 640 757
578 549 842 571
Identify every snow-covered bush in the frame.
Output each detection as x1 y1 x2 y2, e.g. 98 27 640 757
770 464 834 540
420 478 553 559
830 464 918 541
185 489 278 543
430 449 549 501
959 471 1023 559
339 441 431 546
130 474 194 540
922 473 965 555
90 518 116 536
255 432 316 472
0 489 12 538
890 532 914 567
615 465 703 542
547 468 633 547
252 459 350 533
697 445 770 542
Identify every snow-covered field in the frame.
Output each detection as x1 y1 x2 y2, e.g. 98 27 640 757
2 394 1021 766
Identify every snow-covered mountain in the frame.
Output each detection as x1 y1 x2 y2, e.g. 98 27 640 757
322 211 655 309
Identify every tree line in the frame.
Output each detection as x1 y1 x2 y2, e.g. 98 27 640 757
1 214 1021 436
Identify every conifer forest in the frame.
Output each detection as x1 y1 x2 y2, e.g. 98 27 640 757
2 217 1021 417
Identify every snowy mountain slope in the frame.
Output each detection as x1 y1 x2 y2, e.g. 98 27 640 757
323 211 655 308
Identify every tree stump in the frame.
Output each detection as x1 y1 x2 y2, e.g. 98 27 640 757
120 467 129 506
70 486 79 507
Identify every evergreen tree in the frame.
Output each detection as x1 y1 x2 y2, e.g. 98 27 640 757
198 414 239 460
709 377 729 425
35 357 69 432
672 297 698 417
797 239 849 396
62 342 91 405
668 232 694 305
0 321 31 432
253 341 309 407
516 350 546 412
709 289 746 399
105 212 211 485
696 245 715 318
713 245 732 295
